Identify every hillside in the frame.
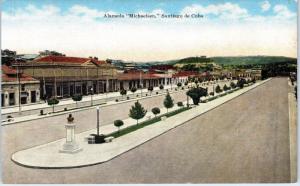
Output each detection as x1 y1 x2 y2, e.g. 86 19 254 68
211 56 297 66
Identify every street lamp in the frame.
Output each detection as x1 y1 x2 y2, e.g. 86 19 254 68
96 106 100 136
90 87 93 106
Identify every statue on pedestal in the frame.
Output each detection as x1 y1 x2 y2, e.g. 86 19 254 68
59 114 82 153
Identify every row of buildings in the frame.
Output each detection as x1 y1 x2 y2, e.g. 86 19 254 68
1 54 261 107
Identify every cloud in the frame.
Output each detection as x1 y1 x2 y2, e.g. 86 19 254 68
181 2 249 19
260 1 271 12
273 4 296 19
1 4 297 60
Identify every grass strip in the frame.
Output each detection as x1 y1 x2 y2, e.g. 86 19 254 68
108 107 191 138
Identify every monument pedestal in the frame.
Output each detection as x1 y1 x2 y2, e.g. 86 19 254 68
60 122 82 154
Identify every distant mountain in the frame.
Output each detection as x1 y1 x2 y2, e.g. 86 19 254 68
211 56 297 66
109 56 297 68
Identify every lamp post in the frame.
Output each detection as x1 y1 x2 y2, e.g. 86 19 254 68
90 87 93 106
96 106 100 136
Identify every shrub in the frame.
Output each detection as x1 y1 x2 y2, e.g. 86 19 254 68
230 82 236 89
237 78 247 88
177 102 183 107
184 81 188 86
186 87 208 105
115 99 119 102
177 82 182 87
209 92 214 96
131 87 137 94
40 110 44 115
114 120 124 132
164 92 174 113
181 87 184 90
127 96 130 100
156 92 158 94
72 94 82 108
223 84 229 91
215 85 222 93
151 107 160 117
64 107 67 111
47 97 59 113
120 89 127 97
129 101 147 125
159 84 164 90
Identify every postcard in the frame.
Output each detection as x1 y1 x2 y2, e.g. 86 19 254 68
1 0 298 184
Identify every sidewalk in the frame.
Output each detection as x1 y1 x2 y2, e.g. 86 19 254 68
2 80 234 116
11 78 271 168
2 85 172 115
2 80 235 124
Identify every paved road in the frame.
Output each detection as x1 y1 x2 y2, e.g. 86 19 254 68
2 78 290 183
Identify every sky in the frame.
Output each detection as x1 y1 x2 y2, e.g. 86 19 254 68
1 0 298 62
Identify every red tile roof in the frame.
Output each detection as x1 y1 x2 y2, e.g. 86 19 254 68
2 65 38 82
173 71 198 77
34 55 107 66
117 72 160 81
2 64 17 74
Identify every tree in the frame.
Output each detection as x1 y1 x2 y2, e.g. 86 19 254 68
215 85 222 93
186 87 208 105
230 82 236 89
120 89 127 98
237 78 247 88
163 92 174 113
148 86 154 95
129 101 147 125
47 97 59 113
114 120 124 133
223 84 229 91
131 87 137 95
151 107 160 117
177 82 182 87
72 94 82 108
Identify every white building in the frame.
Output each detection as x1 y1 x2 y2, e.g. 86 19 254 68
1 65 40 107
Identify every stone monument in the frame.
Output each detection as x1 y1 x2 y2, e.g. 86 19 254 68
59 114 82 153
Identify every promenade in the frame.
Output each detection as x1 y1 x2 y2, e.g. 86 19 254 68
11 79 270 168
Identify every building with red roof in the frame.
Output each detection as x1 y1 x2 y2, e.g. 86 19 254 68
12 55 117 99
2 65 40 107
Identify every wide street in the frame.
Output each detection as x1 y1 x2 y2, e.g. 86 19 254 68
2 78 292 183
